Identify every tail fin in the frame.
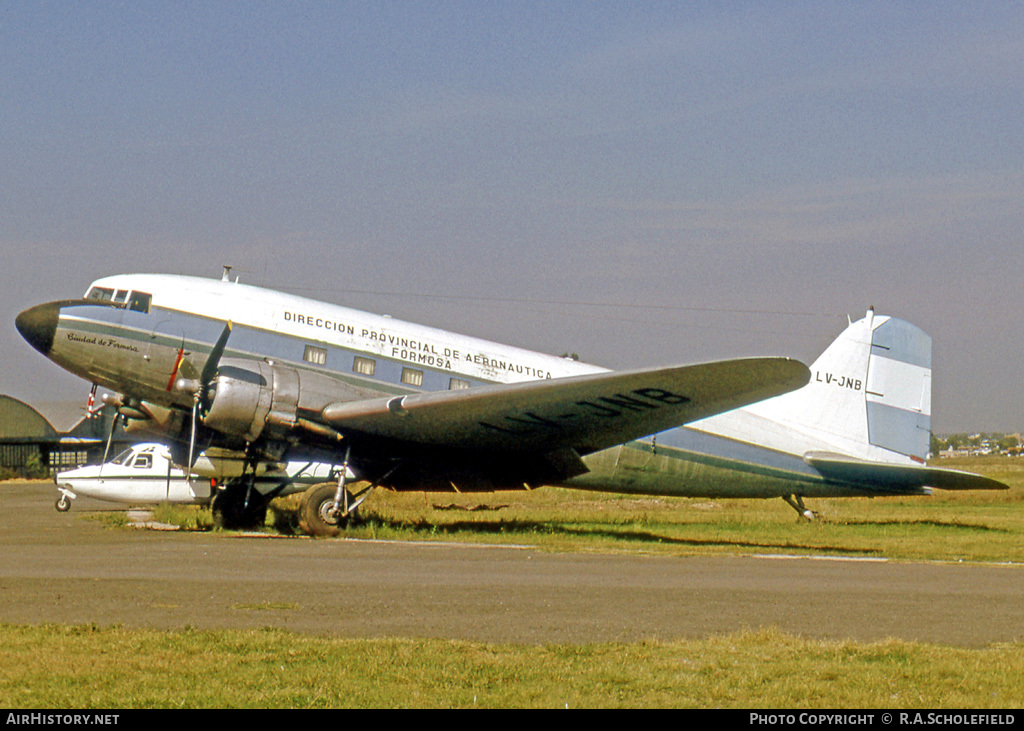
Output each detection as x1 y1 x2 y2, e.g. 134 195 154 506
739 309 932 463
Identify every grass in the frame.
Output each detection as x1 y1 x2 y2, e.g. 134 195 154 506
122 455 1024 564
0 624 1021 708
339 485 1024 563
48 456 1021 709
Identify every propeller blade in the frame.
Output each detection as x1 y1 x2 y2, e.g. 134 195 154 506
186 396 199 480
200 321 233 386
99 408 118 478
171 320 232 485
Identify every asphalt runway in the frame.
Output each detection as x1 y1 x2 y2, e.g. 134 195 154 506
2 481 1022 647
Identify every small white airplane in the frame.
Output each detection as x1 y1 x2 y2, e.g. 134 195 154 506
53 442 344 516
54 443 201 511
16 270 1005 534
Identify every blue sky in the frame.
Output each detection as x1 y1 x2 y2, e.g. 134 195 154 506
2 2 1022 432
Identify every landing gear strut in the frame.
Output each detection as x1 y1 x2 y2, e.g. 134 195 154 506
55 491 72 512
296 455 402 537
297 447 360 537
783 494 821 522
211 480 268 530
297 482 359 537
211 449 269 531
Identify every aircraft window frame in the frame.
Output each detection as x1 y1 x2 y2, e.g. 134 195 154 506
87 287 115 302
110 448 133 465
449 377 471 390
127 291 152 313
132 454 153 469
401 367 424 387
112 290 128 304
353 356 376 377
303 344 328 366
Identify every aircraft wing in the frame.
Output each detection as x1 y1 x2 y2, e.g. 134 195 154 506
321 357 809 454
804 452 1009 491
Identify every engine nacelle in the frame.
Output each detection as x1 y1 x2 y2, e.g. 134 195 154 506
202 358 300 443
121 402 186 439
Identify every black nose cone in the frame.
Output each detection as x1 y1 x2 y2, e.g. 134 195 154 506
15 303 60 356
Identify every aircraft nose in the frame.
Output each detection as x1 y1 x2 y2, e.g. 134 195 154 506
15 302 60 356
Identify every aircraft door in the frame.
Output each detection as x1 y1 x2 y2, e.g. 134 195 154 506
143 318 189 394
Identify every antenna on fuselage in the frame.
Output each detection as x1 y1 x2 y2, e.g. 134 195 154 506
221 265 234 282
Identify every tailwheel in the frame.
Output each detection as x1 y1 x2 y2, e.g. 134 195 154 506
297 482 358 537
211 482 268 530
783 494 821 522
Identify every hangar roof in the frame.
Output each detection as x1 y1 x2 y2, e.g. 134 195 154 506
0 395 59 441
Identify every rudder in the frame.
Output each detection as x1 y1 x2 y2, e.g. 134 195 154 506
864 314 932 461
737 309 932 463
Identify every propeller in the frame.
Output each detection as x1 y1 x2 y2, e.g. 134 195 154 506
96 391 129 478
201 320 234 389
185 321 233 480
98 406 119 479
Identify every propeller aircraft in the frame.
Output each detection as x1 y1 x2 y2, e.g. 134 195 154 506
16 271 1004 534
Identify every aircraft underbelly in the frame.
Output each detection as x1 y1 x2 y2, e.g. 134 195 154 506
568 441 837 499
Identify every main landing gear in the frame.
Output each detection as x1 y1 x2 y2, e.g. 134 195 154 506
296 449 399 537
297 483 359 537
783 494 821 522
209 445 397 536
211 479 268 530
209 446 274 530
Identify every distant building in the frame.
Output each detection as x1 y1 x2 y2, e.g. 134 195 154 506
0 395 132 475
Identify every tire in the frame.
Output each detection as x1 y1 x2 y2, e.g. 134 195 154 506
211 488 268 530
297 482 357 537
55 494 71 512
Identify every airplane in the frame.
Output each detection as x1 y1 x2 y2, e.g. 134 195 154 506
53 442 345 519
16 271 1005 534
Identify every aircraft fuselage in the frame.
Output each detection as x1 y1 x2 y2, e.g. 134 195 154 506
16 273 945 501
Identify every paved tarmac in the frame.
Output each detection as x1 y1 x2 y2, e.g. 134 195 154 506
1 481 1022 647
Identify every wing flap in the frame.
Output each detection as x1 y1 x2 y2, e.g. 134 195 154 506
804 451 1009 492
321 357 809 453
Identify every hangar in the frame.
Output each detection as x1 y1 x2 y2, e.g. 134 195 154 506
0 395 128 477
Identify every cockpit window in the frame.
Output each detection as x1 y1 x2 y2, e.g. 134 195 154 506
85 287 151 312
87 287 115 302
110 448 133 465
128 291 151 313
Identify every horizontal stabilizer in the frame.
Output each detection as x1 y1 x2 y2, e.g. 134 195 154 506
804 452 1009 492
322 357 810 454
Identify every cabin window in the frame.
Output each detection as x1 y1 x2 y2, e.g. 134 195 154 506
449 377 471 390
353 356 376 376
87 287 115 302
401 368 424 387
303 344 327 366
127 291 151 313
112 290 128 304
132 454 152 469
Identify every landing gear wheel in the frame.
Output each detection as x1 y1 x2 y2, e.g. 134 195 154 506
297 482 358 537
212 488 268 530
783 494 822 522
55 494 71 512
